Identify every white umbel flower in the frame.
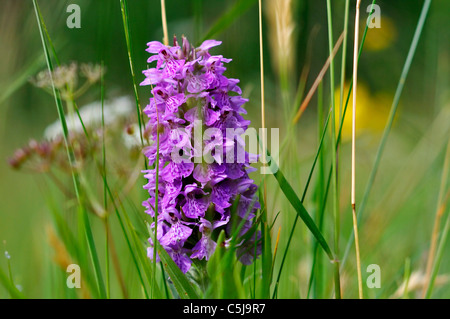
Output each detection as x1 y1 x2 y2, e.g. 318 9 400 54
44 96 133 140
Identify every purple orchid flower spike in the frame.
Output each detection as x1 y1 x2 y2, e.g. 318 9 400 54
140 36 261 274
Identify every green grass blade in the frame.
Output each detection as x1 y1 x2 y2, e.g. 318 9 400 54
272 2 377 294
156 244 200 299
261 222 273 299
338 0 350 121
200 0 257 43
272 110 331 298
307 170 331 299
100 60 110 299
128 221 165 298
152 123 160 299
193 0 203 42
0 266 25 299
269 158 333 260
118 201 162 299
425 212 450 298
0 55 44 105
120 0 146 150
341 0 432 269
79 206 107 299
107 187 150 299
402 258 412 299
206 230 245 299
326 0 341 299
32 0 107 299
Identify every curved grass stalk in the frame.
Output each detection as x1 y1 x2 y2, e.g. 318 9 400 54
425 206 450 298
259 0 267 205
276 4 377 297
339 0 350 121
325 0 341 299
341 0 433 270
160 0 169 46
120 0 146 154
33 0 107 299
351 0 364 299
422 139 450 297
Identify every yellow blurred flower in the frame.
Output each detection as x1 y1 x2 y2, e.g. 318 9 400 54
335 82 391 141
361 16 397 51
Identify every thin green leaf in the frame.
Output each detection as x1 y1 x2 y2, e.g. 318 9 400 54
157 244 200 299
33 0 106 299
341 0 432 269
0 266 25 299
119 0 146 150
200 0 257 43
270 158 333 261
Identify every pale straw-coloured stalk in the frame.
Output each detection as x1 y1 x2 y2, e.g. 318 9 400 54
422 139 450 298
341 0 432 270
161 0 169 46
351 0 364 299
258 0 267 204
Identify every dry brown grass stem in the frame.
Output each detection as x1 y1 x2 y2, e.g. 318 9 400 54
422 140 450 298
292 31 344 124
160 0 169 46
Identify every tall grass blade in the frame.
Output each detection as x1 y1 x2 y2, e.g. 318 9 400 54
0 266 25 299
351 0 364 299
423 140 450 297
269 157 333 260
276 2 377 296
339 0 350 121
201 0 257 43
156 244 200 299
33 0 106 299
326 0 341 298
120 0 146 150
342 0 433 269
425 210 450 298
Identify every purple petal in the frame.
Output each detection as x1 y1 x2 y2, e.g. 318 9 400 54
140 68 162 86
187 73 210 93
191 235 217 260
164 59 185 77
193 164 211 183
146 41 166 53
198 40 222 53
182 185 209 218
159 222 192 248
168 248 192 273
165 93 186 113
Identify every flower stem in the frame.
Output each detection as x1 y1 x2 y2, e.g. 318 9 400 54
161 0 169 46
351 0 364 300
326 0 341 299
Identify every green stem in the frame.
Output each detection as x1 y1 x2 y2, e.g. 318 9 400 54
339 0 350 121
326 0 341 299
33 0 106 299
341 0 432 270
425 212 450 298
